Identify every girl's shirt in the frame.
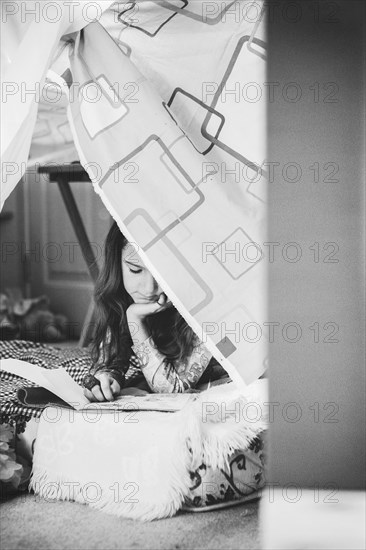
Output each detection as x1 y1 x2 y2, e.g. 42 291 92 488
94 332 213 393
131 335 212 393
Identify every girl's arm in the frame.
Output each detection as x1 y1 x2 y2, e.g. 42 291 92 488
132 335 212 393
90 337 125 384
84 330 126 402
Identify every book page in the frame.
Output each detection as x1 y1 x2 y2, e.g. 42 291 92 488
97 393 198 412
0 359 89 410
0 359 198 412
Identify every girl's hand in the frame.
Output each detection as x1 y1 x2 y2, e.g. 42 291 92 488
126 293 173 344
83 372 121 402
126 293 173 323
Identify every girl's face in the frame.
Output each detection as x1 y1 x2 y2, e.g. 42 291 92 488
121 244 163 304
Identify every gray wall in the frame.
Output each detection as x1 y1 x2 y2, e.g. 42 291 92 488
268 1 365 489
0 180 25 294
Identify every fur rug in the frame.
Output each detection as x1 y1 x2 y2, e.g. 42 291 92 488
29 380 267 520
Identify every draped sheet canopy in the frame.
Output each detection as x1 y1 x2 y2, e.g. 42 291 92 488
1 0 267 389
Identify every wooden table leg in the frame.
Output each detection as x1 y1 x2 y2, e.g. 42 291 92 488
56 176 99 283
55 176 99 346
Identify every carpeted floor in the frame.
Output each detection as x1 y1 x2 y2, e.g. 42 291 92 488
0 494 260 550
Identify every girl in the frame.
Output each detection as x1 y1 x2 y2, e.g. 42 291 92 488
83 222 227 402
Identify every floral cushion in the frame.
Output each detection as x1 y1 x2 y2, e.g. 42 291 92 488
184 433 266 510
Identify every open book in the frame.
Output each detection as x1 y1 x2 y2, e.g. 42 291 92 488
0 359 198 412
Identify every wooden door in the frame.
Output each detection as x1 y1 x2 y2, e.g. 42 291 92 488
23 168 111 339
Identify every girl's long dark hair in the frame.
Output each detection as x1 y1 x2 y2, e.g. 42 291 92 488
92 222 197 373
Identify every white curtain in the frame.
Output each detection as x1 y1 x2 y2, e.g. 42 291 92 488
1 1 267 388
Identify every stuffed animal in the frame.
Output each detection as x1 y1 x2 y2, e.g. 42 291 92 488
0 293 19 340
0 290 69 342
